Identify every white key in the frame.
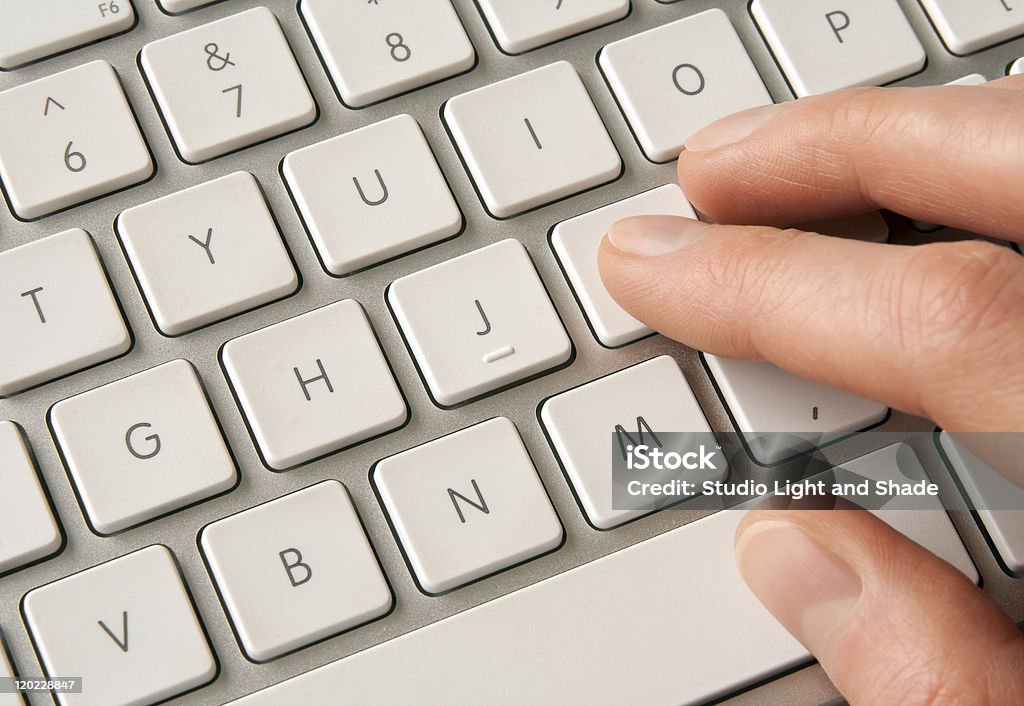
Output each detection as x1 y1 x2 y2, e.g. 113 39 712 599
478 0 629 54
541 356 725 530
300 0 475 108
941 432 1024 574
374 418 562 594
444 61 622 218
751 0 926 97
50 360 237 535
705 355 888 465
0 229 130 398
0 0 135 69
551 184 695 347
0 61 153 220
141 7 316 163
283 115 462 275
1011 57 1024 74
117 172 298 335
24 546 216 706
600 10 773 163
946 73 988 86
921 0 1024 55
0 421 61 575
201 480 392 662
158 0 223 14
231 444 974 706
388 239 572 407
222 299 407 470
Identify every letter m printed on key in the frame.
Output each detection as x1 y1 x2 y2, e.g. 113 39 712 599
614 416 663 461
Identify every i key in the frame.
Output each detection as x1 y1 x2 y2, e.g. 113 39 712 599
23 546 216 706
0 229 130 397
0 61 153 219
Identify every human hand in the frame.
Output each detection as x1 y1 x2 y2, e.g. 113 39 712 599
597 82 1024 704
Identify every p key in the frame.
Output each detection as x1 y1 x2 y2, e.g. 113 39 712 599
23 545 216 706
751 0 926 97
443 61 622 218
0 229 130 397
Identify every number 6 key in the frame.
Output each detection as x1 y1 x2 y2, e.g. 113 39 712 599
0 60 153 220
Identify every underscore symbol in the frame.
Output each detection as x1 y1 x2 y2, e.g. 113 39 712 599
204 43 235 71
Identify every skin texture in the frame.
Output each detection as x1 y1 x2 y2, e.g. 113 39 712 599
597 81 1024 704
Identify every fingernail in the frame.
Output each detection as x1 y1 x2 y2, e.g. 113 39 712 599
735 519 862 656
685 103 781 152
607 215 706 257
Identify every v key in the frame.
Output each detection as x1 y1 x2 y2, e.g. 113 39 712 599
98 611 129 652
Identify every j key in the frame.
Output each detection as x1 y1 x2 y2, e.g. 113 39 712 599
0 421 62 575
751 0 926 97
0 61 153 220
921 0 1024 55
50 360 237 535
0 0 135 69
600 9 772 162
117 171 298 335
231 445 974 706
477 0 629 54
374 417 563 594
300 0 475 108
23 546 216 706
941 432 1024 574
283 114 462 275
141 7 316 163
201 481 392 661
443 61 622 218
221 299 408 470
0 229 131 397
704 355 889 465
551 184 695 347
388 239 572 407
541 356 724 530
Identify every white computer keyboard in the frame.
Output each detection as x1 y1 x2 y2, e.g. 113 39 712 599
1 1 1023 705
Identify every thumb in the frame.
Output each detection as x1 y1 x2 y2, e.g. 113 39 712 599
735 509 1024 705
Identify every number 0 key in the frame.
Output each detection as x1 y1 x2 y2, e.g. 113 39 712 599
0 60 153 220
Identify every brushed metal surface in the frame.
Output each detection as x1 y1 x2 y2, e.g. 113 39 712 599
1 1 1021 704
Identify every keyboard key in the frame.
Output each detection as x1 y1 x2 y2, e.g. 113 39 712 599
0 421 62 575
541 356 725 530
23 546 216 706
222 299 407 470
477 0 629 54
300 0 475 108
201 480 392 661
751 0 926 97
0 61 153 220
230 444 974 706
0 229 130 398
1010 56 1024 75
940 432 1024 574
374 418 562 594
921 0 1024 54
283 114 462 275
947 73 987 85
551 184 695 347
50 360 237 535
0 0 135 69
388 239 572 407
140 7 317 163
600 9 772 162
117 171 298 335
158 0 224 13
443 61 621 218
704 355 889 465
